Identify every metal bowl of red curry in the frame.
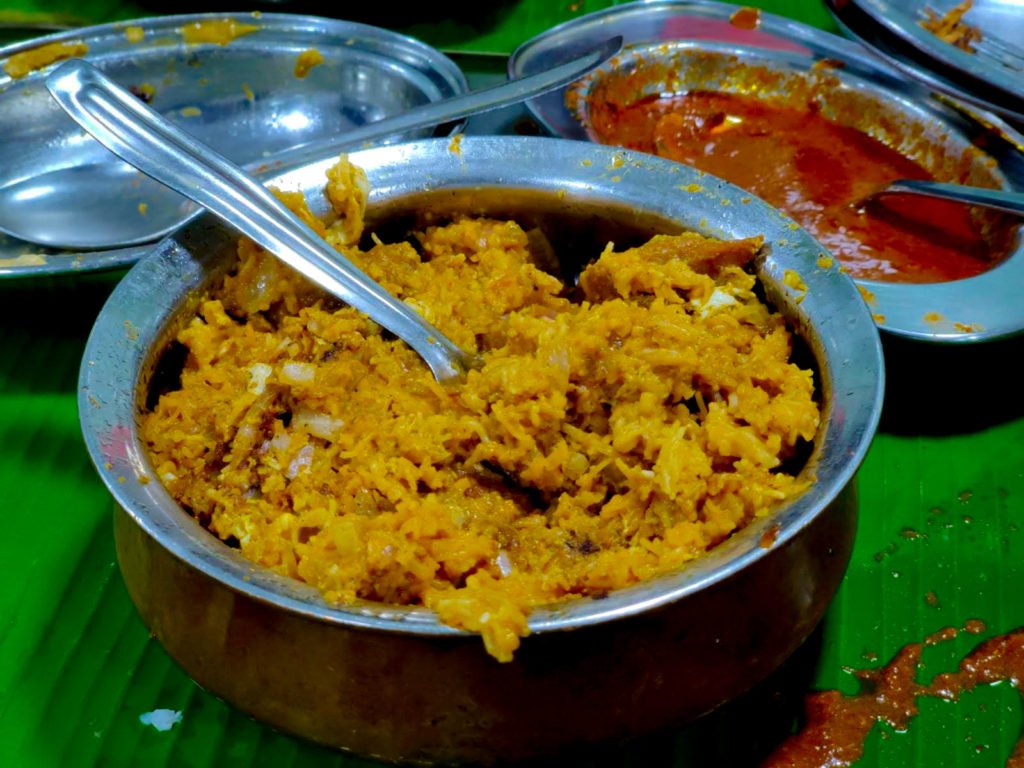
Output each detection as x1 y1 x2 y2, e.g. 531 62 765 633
564 40 1024 344
79 136 883 763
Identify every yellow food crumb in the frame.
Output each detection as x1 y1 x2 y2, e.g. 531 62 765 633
448 134 463 155
293 48 324 79
816 255 834 269
124 25 145 43
3 41 89 79
138 203 148 216
242 82 255 101
923 311 944 323
142 157 820 662
920 0 982 52
857 284 876 304
181 19 259 46
783 269 808 293
954 321 982 333
872 313 887 324
180 106 202 117
729 5 761 30
0 253 47 268
681 183 703 193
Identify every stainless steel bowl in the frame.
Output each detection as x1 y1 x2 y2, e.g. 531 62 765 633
567 41 1024 344
79 136 883 764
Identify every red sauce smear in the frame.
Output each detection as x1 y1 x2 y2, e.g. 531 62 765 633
729 6 761 30
587 90 1007 284
759 523 781 549
763 621 1024 767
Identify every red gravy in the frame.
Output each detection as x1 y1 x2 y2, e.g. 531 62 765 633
763 622 1024 767
587 90 1009 284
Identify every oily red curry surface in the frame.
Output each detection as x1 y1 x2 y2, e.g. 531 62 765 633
587 90 1005 284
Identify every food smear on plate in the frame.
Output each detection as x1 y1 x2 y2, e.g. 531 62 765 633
0 253 47 268
124 25 145 44
294 48 324 79
764 620 1024 767
920 0 983 52
584 87 1012 284
129 82 156 103
141 157 820 662
2 40 88 79
180 19 259 47
729 6 761 30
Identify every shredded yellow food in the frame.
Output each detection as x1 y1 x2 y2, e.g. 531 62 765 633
920 0 982 52
142 157 820 661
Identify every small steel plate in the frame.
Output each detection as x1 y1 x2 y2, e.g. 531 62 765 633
826 0 1024 123
0 12 467 278
510 1 1024 344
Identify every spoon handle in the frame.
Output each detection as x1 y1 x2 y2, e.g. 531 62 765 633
47 58 474 382
272 36 622 167
882 180 1024 216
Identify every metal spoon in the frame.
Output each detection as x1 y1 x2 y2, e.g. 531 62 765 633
5 35 621 251
858 179 1024 216
46 58 483 383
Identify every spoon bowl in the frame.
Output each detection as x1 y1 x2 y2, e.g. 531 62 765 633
0 160 198 249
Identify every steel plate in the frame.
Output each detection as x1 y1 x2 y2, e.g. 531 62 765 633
0 12 467 278
510 2 1024 343
826 0 1024 123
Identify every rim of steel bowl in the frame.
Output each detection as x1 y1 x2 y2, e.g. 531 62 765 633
78 135 884 639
